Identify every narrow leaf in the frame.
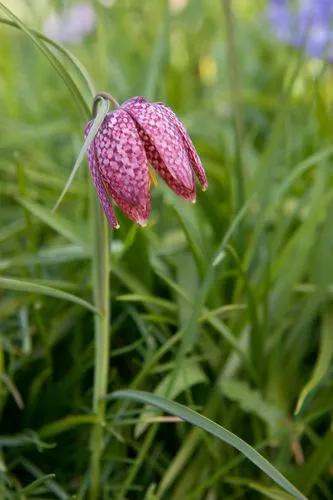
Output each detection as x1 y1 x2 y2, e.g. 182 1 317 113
21 474 56 495
219 378 284 428
39 415 98 438
52 98 110 212
109 390 307 500
213 196 254 266
0 2 89 116
16 197 89 249
295 311 333 414
0 276 98 314
135 360 207 437
0 17 95 97
117 294 177 312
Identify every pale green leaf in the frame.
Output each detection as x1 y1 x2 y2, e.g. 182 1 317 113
0 276 98 314
219 378 284 430
39 415 99 438
16 197 90 249
295 311 333 414
135 360 208 437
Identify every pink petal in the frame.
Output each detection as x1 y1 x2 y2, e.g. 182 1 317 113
85 121 119 228
88 145 120 229
122 97 196 202
156 103 208 190
87 109 151 226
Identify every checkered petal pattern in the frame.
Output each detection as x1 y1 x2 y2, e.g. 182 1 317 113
85 109 150 228
122 97 197 201
155 102 208 190
85 96 207 228
86 129 119 229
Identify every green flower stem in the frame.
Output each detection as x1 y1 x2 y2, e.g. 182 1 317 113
89 187 111 500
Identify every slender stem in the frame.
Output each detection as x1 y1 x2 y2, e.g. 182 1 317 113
221 0 245 213
89 186 111 499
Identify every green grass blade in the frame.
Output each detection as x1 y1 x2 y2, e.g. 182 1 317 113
219 378 283 427
39 415 99 438
52 98 110 212
296 430 333 495
0 2 90 116
144 5 169 99
16 197 90 249
0 276 98 314
135 360 207 437
213 195 254 266
109 390 307 500
173 206 206 275
247 481 295 500
21 474 56 495
295 311 333 415
116 293 177 312
20 458 69 500
0 17 95 97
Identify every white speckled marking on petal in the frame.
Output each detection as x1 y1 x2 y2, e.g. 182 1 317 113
86 109 151 225
85 121 119 228
122 97 196 201
156 102 208 190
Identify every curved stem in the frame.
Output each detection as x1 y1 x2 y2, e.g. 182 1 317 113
92 92 120 117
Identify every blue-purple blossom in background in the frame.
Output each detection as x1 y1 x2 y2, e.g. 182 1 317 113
43 3 96 44
268 0 333 61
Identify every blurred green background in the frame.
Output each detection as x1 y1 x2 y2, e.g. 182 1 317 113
0 0 333 498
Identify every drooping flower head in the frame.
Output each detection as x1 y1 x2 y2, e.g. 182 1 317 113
85 95 207 229
267 0 333 61
43 3 96 45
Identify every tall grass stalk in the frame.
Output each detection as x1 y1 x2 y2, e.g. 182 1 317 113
90 192 110 499
221 0 245 213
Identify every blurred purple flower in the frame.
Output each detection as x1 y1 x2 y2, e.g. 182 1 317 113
267 0 333 61
43 3 96 44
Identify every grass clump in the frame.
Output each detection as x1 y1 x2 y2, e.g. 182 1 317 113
0 1 332 498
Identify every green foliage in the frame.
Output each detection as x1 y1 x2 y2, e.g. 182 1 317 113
0 0 332 498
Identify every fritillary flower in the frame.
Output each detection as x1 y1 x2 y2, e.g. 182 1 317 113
85 94 207 229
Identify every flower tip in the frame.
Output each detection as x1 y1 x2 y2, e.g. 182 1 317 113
114 223 120 230
191 198 197 204
201 183 208 192
137 219 148 228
